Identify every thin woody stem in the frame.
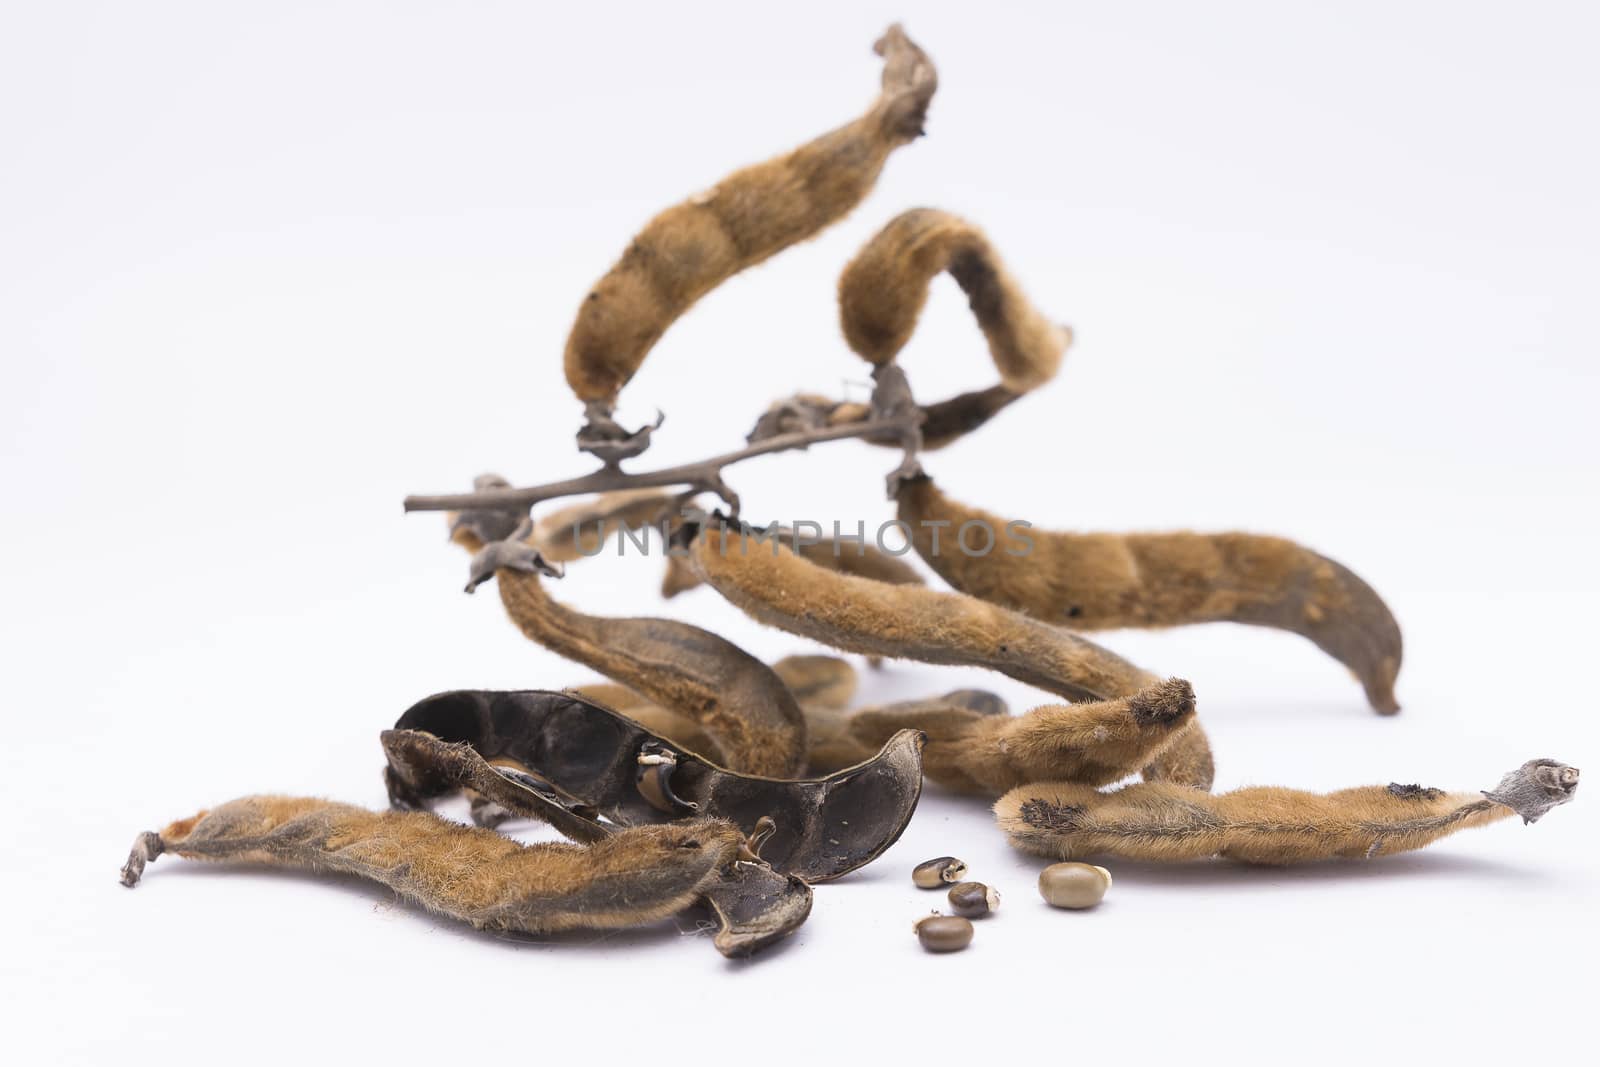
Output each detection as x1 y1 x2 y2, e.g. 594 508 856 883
403 415 921 515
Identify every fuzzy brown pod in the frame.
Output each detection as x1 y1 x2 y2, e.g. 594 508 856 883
848 678 1199 794
898 476 1404 713
578 678 1016 778
839 209 1069 394
563 24 937 419
661 527 924 599
386 688 926 883
530 489 687 564
686 520 1215 789
576 654 863 770
377 729 811 956
117 795 811 956
995 759 1580 864
747 385 1021 452
808 688 1008 774
457 523 808 777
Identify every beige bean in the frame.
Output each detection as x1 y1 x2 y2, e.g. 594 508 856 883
1038 862 1112 909
912 856 967 888
913 913 974 952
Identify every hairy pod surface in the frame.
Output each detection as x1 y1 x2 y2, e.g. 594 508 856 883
995 759 1580 864
687 521 1216 789
387 689 926 883
748 385 1022 452
662 529 924 599
689 523 1153 700
118 796 751 936
457 524 808 777
563 25 937 406
810 687 1006 774
897 476 1404 713
848 678 1199 794
530 489 685 563
839 209 1070 394
377 730 813 955
577 654 864 771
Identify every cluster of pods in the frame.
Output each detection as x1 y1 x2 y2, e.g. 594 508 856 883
122 26 1579 957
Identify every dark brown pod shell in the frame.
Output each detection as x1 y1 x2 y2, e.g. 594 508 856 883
387 689 926 883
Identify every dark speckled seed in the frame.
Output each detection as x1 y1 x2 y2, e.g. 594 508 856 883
912 856 967 888
947 880 1000 918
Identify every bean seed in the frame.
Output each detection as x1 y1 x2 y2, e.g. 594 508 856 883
913 914 974 953
1038 862 1111 909
947 881 1000 918
912 856 967 888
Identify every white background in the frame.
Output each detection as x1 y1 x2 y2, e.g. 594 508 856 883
3 2 1596 1063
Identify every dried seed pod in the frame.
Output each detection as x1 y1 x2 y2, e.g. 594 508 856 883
572 680 723 761
383 726 610 842
457 524 808 777
912 856 967 888
839 209 1070 394
376 729 813 956
387 689 926 883
848 678 1198 794
700 854 816 958
686 521 1215 789
660 553 704 599
662 529 924 599
119 796 764 940
1037 862 1111 909
529 489 685 563
807 688 1007 775
690 523 1149 701
576 653 861 768
947 881 1000 918
1140 727 1218 796
913 913 974 952
996 759 1580 865
897 476 1404 713
564 24 937 411
771 653 860 710
748 384 1021 452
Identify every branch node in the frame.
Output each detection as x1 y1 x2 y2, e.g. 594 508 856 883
465 521 564 593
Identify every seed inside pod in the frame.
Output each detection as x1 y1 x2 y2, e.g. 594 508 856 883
1038 862 1111 909
912 856 968 888
947 881 1000 918
913 913 974 952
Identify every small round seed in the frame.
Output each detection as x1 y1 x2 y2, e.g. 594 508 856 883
947 881 1000 919
1038 862 1111 909
913 913 974 952
912 856 968 888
